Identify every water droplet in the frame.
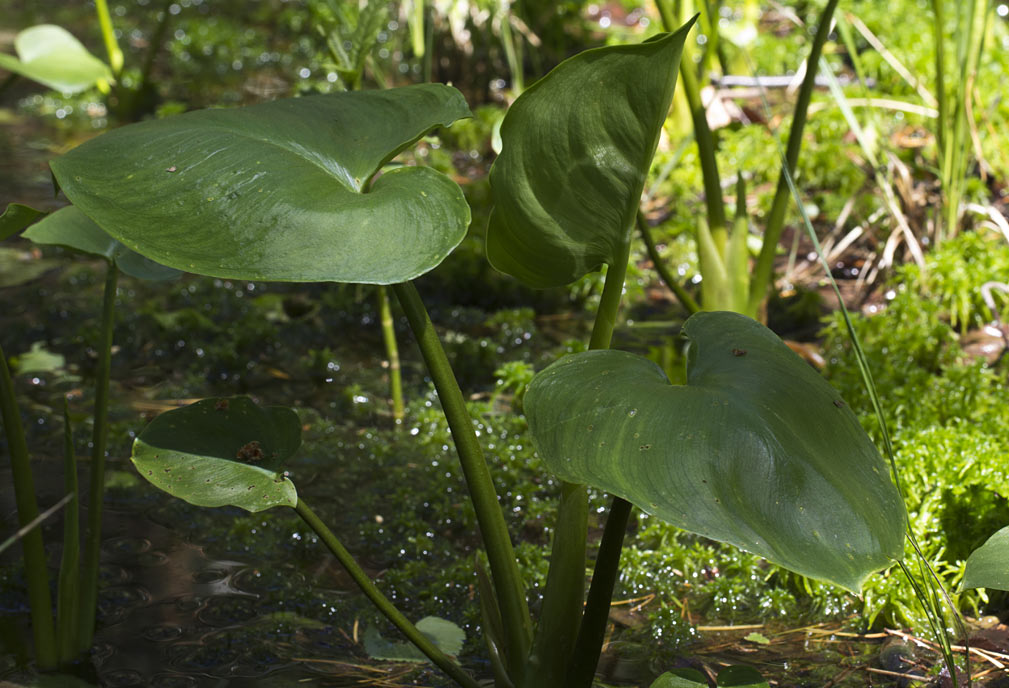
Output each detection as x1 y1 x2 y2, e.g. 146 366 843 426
628 408 637 417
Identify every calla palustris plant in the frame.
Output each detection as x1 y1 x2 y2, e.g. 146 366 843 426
49 84 472 284
524 311 905 592
486 23 694 288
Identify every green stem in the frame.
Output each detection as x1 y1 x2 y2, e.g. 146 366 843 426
94 0 124 76
568 496 632 688
588 243 631 351
637 211 700 314
78 263 117 652
137 0 173 98
294 499 478 688
377 286 404 422
746 0 839 316
57 400 80 663
500 8 524 94
0 344 57 669
530 245 631 687
392 281 532 681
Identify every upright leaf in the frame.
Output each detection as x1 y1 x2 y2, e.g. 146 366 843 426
50 85 472 284
963 525 1009 591
487 22 694 287
0 25 112 94
524 311 905 592
132 397 301 512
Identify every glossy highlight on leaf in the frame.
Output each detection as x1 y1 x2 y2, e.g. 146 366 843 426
0 25 112 94
487 23 694 287
132 397 301 512
963 525 1009 591
50 85 472 284
524 311 905 592
22 206 181 281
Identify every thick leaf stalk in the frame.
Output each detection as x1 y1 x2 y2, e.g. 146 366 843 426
393 281 532 681
377 285 404 422
57 400 81 662
0 343 57 669
78 263 117 651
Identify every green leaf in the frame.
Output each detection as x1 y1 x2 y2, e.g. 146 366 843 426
650 669 708 687
0 204 46 241
486 24 694 288
742 632 770 645
0 25 112 94
12 342 65 375
50 85 472 284
363 616 466 663
524 311 904 592
717 665 769 687
132 397 301 512
22 206 181 281
963 525 1009 591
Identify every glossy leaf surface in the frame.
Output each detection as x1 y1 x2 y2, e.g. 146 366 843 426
50 85 471 284
525 311 904 592
0 25 112 94
487 23 693 287
963 525 1009 591
23 206 181 281
132 397 301 512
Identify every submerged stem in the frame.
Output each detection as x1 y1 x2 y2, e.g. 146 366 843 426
294 499 479 688
78 263 118 652
393 281 532 681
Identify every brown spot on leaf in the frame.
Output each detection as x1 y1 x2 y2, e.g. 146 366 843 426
833 399 845 408
215 399 229 411
166 165 177 172
236 440 264 463
732 348 747 357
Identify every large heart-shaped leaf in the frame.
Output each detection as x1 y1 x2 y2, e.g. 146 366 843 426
0 25 113 94
20 205 181 281
486 22 694 288
0 203 46 240
963 525 1009 591
50 85 472 284
524 311 904 592
132 397 301 512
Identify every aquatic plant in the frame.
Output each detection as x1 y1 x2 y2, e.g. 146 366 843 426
0 205 179 667
8 25 904 688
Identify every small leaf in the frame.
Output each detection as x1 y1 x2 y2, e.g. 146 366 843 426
524 311 905 592
487 24 694 287
132 397 301 512
0 25 112 94
22 206 181 281
742 632 770 645
0 203 46 240
50 85 472 284
650 669 709 687
12 342 65 374
963 525 1009 591
717 665 770 688
363 616 465 663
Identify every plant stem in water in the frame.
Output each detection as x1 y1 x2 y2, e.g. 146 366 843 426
0 343 57 669
78 263 118 651
377 285 404 422
294 499 479 688
393 280 532 681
